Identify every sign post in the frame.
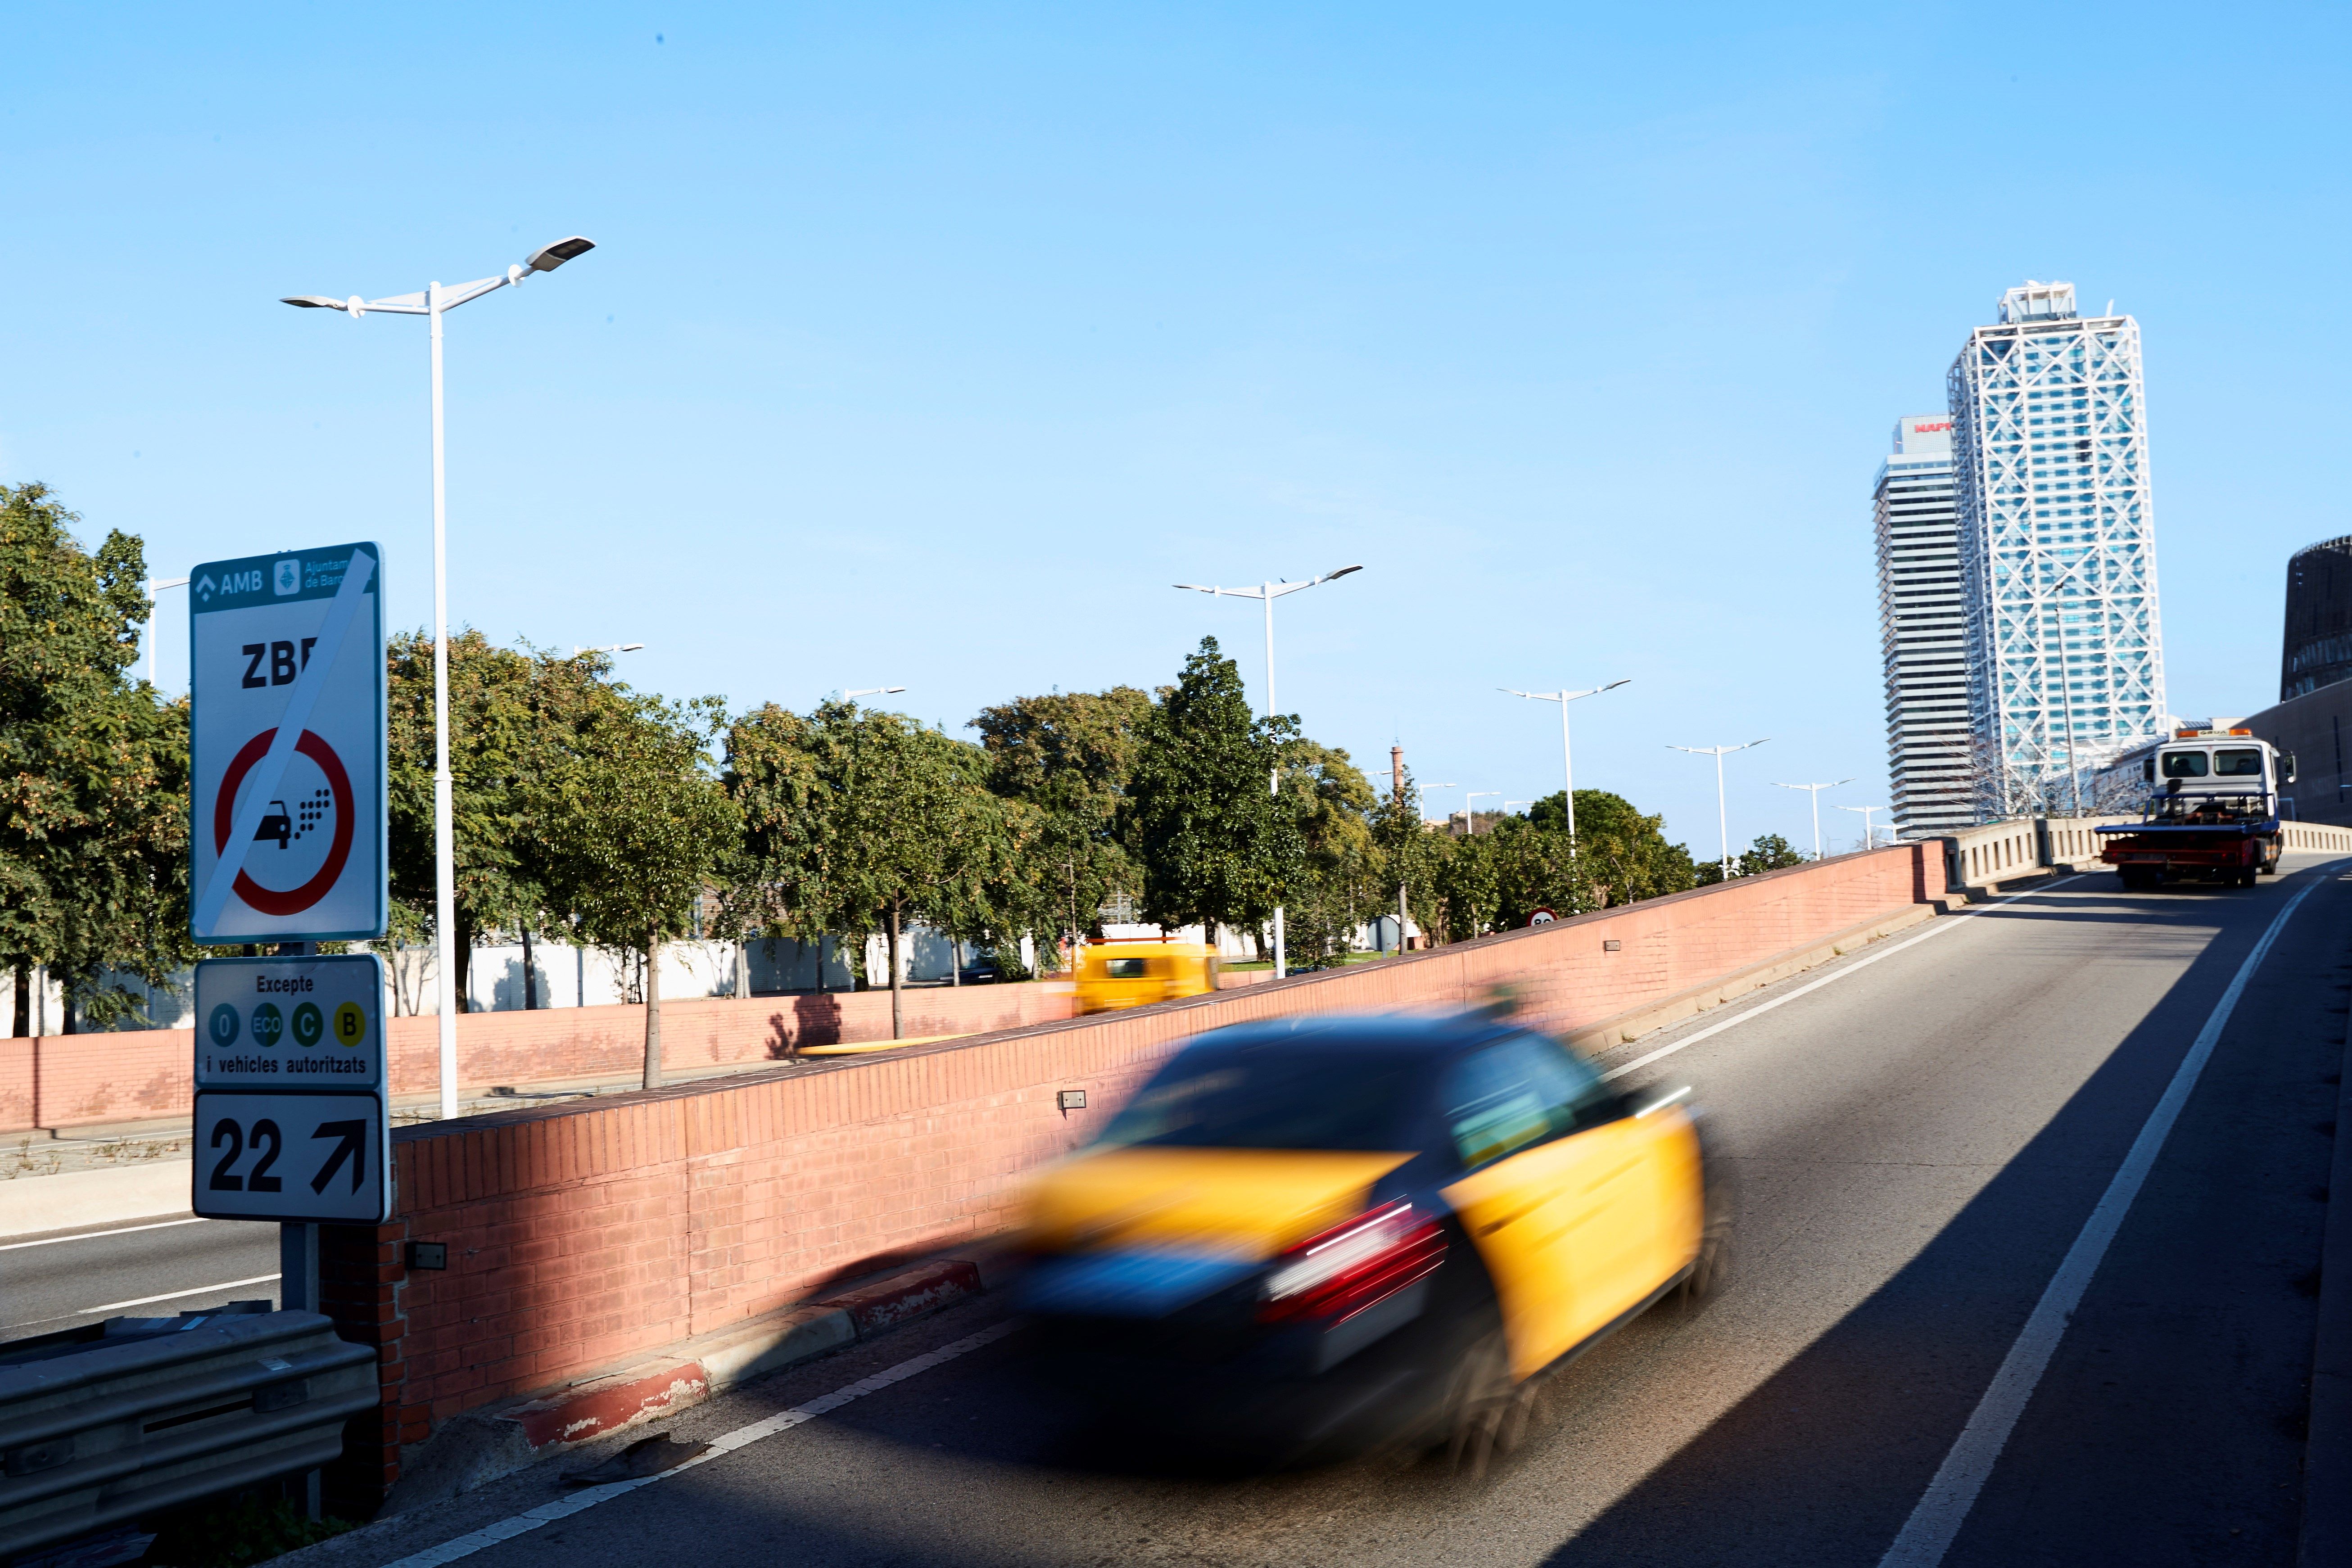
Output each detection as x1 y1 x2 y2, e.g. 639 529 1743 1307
187 542 391 1398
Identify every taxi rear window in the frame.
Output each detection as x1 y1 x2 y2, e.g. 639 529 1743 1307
1098 1046 1423 1151
1103 958 1149 979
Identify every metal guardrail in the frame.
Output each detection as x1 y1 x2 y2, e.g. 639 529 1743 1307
0 1309 376 1558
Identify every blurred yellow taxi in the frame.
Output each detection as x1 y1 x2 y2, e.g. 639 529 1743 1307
1018 1013 1728 1467
1072 941 1219 1016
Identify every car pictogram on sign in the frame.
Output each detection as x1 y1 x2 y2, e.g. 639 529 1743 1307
212 728 355 917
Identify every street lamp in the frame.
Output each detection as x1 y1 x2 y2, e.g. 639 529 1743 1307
1466 791 1501 834
1836 803 1889 851
1669 739 1769 879
1501 680 1629 850
1173 563 1363 977
573 642 645 658
843 686 907 701
1773 778 1854 861
285 233 596 1122
146 576 190 684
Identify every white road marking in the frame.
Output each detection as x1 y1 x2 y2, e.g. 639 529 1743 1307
383 1320 1019 1568
1597 877 2083 1084
1875 874 2322 1568
0 1217 209 1252
86 1273 281 1313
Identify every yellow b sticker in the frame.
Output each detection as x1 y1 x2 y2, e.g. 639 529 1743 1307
332 1001 367 1048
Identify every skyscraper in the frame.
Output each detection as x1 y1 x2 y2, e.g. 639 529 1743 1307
1949 281 2165 815
1875 414 1972 835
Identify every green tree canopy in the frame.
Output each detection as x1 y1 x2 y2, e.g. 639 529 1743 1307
1124 638 1301 943
971 686 1151 958
532 689 735 1086
1278 738 1381 965
1 485 190 1031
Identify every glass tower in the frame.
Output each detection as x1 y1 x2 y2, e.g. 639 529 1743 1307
1949 281 2165 817
1875 415 1972 836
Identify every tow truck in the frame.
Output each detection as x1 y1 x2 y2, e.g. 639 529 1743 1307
2098 727 2297 890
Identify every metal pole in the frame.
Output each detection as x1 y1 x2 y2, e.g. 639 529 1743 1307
430 283 459 1122
1811 788 1823 860
1716 748 1730 877
1265 585 1285 980
1560 696 1577 848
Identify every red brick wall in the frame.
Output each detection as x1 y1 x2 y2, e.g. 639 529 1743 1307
319 844 1941 1505
0 981 1075 1134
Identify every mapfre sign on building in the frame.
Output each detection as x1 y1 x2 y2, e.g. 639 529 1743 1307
188 541 386 944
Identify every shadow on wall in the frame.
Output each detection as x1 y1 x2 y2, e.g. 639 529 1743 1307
767 994 848 1058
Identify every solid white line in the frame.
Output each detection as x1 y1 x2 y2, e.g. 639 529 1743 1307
383 1320 1020 1568
0 1217 208 1252
1597 877 2082 1084
1876 874 2322 1568
86 1273 280 1313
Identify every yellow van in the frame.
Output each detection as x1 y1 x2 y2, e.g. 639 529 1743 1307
1072 941 1220 1015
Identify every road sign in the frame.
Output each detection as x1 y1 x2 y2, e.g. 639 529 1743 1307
194 955 384 1091
191 954 390 1224
192 1090 389 1225
188 542 385 943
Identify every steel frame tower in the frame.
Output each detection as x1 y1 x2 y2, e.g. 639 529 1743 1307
1949 281 2166 815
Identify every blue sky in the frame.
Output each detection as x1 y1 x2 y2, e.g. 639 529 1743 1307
6 3 2346 859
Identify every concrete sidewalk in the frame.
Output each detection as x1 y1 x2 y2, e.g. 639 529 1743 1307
2301 988 2352 1565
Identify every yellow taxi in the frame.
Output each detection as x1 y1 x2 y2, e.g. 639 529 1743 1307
1072 941 1220 1016
1017 1013 1728 1468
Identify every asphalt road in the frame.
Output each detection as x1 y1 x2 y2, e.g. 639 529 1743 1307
0 1213 282 1338
153 860 2352 1563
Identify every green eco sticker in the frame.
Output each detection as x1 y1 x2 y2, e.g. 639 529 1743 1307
251 1002 284 1048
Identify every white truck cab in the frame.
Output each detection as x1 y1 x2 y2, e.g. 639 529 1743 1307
2140 728 2295 817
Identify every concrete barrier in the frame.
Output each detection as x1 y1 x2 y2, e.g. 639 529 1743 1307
309 841 1945 1509
0 982 1076 1136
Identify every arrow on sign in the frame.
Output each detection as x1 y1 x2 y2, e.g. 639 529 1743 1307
310 1118 367 1195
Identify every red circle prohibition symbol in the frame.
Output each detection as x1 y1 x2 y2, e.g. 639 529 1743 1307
212 729 356 916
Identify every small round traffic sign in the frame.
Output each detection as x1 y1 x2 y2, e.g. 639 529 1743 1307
333 1002 366 1048
292 1002 324 1047
211 728 356 917
251 1003 284 1048
208 1004 239 1046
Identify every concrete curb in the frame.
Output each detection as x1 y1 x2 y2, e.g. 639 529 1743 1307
2300 1024 2352 1564
380 1254 991 1515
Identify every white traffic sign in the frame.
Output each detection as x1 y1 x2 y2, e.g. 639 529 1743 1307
188 542 385 944
193 1090 389 1225
194 954 384 1092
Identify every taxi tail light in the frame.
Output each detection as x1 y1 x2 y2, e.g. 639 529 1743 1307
1258 1201 1446 1325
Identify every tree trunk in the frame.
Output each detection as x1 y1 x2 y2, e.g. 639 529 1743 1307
454 913 476 1014
887 905 904 1039
11 961 27 1038
642 936 663 1089
521 926 536 1011
950 933 961 987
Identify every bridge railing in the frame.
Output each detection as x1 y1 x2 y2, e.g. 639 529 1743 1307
1936 813 2352 893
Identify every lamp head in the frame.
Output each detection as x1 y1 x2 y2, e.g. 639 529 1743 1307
524 235 597 274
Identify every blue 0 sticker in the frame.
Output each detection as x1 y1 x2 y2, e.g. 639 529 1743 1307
208 1003 239 1047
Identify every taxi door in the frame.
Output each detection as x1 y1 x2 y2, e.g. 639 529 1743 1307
1439 1037 1611 1380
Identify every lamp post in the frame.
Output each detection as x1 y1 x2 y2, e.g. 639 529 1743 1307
145 577 190 684
573 642 645 658
285 234 597 1122
1772 778 1853 861
1173 564 1362 977
842 686 906 702
1836 803 1889 851
1669 738 1769 879
1501 680 1629 849
1466 791 1501 834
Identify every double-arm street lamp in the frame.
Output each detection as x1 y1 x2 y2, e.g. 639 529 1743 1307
1773 778 1853 861
1173 564 1362 977
1501 680 1629 849
1837 803 1889 851
1670 738 1769 880
1465 791 1501 834
285 234 597 1121
574 642 645 658
842 686 907 702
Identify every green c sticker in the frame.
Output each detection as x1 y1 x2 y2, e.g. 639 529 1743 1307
291 1002 324 1048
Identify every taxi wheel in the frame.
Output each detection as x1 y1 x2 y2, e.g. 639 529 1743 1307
1443 1330 1517 1483
1682 1180 1736 1307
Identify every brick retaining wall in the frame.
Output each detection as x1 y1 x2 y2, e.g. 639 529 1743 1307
0 981 1075 1134
315 842 1944 1506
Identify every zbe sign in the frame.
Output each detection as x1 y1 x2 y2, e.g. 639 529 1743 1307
187 542 386 943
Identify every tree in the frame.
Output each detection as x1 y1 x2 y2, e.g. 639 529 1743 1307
0 485 192 1033
1524 790 1702 908
724 701 1025 1039
1373 766 1444 949
1695 831 1806 885
971 686 1152 962
533 691 735 1087
1125 638 1301 945
1279 738 1381 966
